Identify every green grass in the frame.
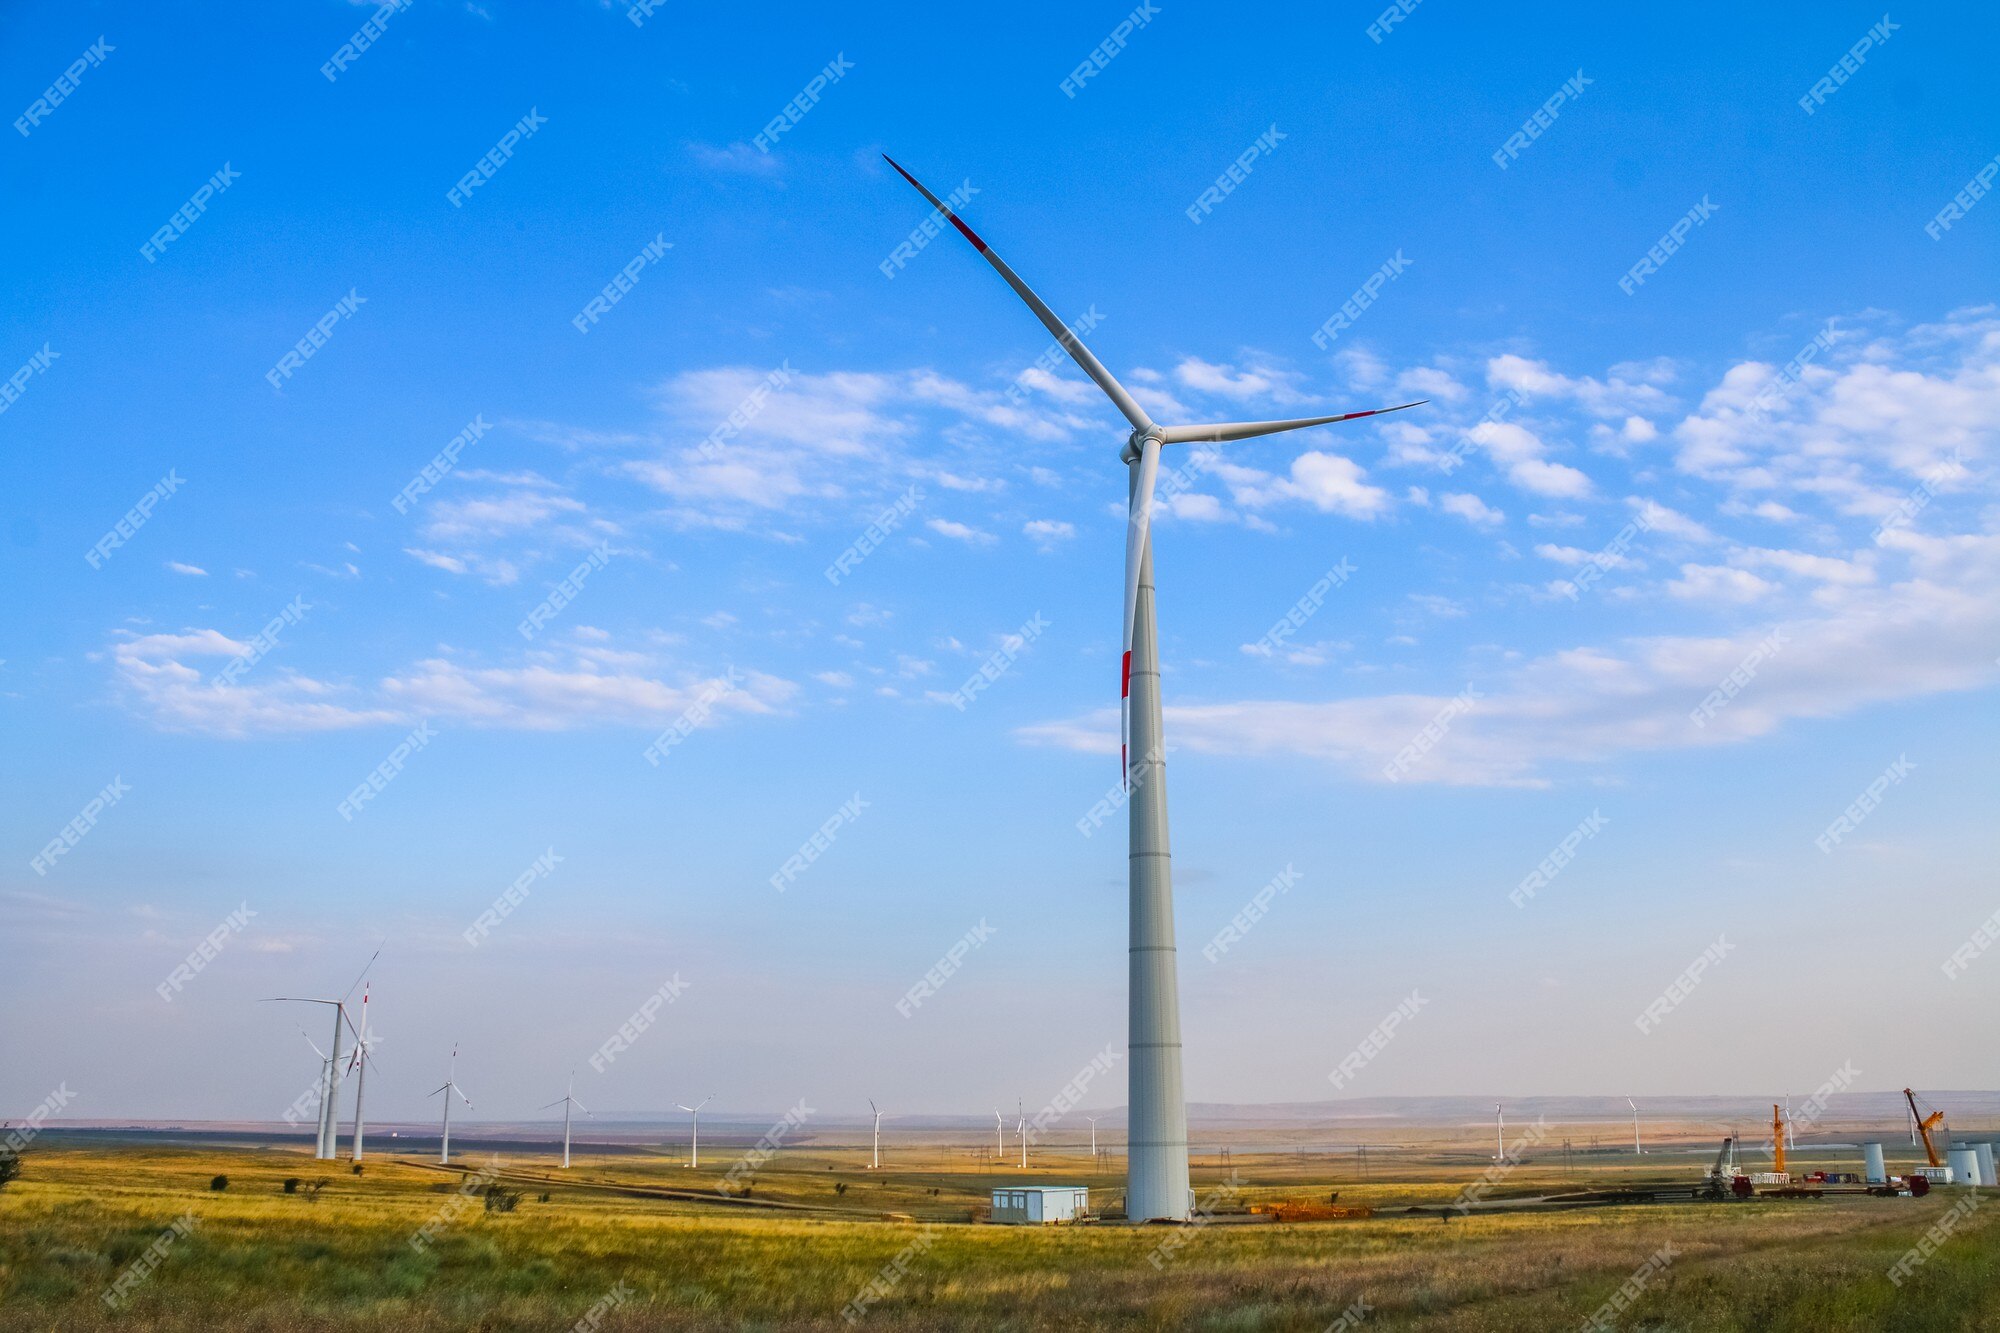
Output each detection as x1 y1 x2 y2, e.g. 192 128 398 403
3 1143 1995 1330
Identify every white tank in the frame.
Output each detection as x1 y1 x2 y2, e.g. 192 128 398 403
1863 1142 1887 1184
1975 1143 1997 1187
1946 1147 1979 1186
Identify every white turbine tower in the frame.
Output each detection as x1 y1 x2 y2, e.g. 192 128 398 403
543 1075 590 1170
346 984 377 1162
265 948 379 1160
993 1110 1004 1164
884 156 1421 1221
1628 1097 1642 1156
1017 1100 1028 1171
1086 1114 1103 1163
295 1027 335 1157
678 1097 712 1169
868 1100 883 1171
430 1045 473 1165
1494 1103 1505 1162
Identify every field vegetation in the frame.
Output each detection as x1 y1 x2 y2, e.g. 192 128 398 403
3 1139 1995 1330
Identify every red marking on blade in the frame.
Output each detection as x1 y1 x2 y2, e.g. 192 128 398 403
947 213 988 253
1121 650 1132 698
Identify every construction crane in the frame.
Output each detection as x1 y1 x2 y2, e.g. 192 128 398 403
1903 1088 1946 1169
1771 1105 1787 1176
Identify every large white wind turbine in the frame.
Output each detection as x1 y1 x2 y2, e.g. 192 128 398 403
884 156 1421 1220
1016 1100 1028 1171
542 1075 590 1170
678 1097 712 1169
265 951 377 1160
1627 1097 1642 1155
1086 1114 1103 1163
430 1045 473 1165
993 1110 1004 1164
868 1099 883 1171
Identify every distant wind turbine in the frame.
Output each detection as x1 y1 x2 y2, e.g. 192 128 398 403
1494 1103 1505 1162
346 984 378 1162
1086 1115 1103 1161
430 1044 473 1165
993 1110 1004 1164
542 1075 590 1170
677 1097 712 1169
263 948 379 1160
883 155 1422 1220
1017 1100 1028 1171
1627 1097 1642 1156
868 1099 882 1171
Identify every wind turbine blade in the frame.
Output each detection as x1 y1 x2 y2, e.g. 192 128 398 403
340 945 383 1003
455 1087 474 1108
264 997 337 1006
882 155 1152 433
297 1028 328 1061
1121 434 1162 784
430 1084 450 1097
1156 402 1426 445
573 1098 591 1116
539 1098 568 1110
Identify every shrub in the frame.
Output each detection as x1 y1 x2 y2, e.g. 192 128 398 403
482 1185 522 1214
209 1175 229 1192
0 1149 19 1190
282 1177 301 1194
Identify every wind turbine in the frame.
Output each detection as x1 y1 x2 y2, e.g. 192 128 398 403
1494 1103 1505 1162
677 1097 712 1169
1086 1115 1103 1163
430 1045 473 1165
1782 1095 1797 1150
993 1110 1004 1164
1627 1097 1642 1155
542 1075 590 1170
1017 1100 1028 1171
883 157 1422 1221
346 984 378 1162
868 1099 883 1171
264 950 377 1159
295 1026 336 1158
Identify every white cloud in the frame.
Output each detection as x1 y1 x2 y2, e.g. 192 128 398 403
109 631 398 737
404 548 468 575
1666 563 1778 603
1438 492 1505 528
166 561 207 577
1468 421 1594 498
1213 452 1391 520
1023 519 1075 551
1020 540 2000 785
1172 355 1307 404
382 658 796 730
687 141 784 178
926 517 995 544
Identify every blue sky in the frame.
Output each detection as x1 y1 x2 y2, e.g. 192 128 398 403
4 1 1997 1130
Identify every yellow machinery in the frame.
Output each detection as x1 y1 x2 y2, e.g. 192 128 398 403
1772 1104 1787 1175
1903 1088 1946 1169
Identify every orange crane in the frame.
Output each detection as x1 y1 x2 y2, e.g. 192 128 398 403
1903 1088 1946 1168
1771 1104 1787 1175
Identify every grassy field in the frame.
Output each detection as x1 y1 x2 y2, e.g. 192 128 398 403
4 1140 1996 1331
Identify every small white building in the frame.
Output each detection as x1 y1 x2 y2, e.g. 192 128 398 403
990 1185 1088 1225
